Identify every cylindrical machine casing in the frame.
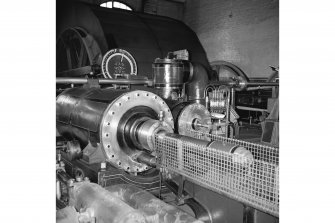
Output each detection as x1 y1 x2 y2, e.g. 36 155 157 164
56 87 126 147
207 141 254 167
136 119 173 152
170 102 211 138
169 101 192 131
56 87 174 173
153 58 191 100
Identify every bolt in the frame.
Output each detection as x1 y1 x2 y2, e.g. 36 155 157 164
76 176 83 182
84 177 90 182
158 111 164 121
100 162 106 170
57 153 61 162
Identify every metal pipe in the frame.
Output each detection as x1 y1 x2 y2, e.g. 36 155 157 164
236 106 268 112
246 86 274 91
186 63 209 104
56 77 152 85
246 82 279 86
231 88 236 109
225 90 231 137
211 81 279 88
56 180 61 200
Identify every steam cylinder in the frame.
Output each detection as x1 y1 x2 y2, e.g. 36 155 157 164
56 87 174 173
56 87 125 147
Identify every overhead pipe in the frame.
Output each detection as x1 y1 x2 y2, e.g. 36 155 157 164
210 60 279 90
56 77 153 86
246 82 279 86
210 60 250 82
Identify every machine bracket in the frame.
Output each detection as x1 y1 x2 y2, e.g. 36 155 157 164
82 142 106 164
176 175 191 205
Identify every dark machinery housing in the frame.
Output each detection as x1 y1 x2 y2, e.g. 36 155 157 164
56 1 279 223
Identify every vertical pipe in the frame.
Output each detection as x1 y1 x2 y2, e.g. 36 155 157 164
231 88 236 109
56 180 61 200
225 90 231 137
185 63 209 105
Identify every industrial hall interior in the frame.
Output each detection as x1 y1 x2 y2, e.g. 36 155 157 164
56 0 279 222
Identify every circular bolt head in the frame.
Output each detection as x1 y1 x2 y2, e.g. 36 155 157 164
84 177 90 182
100 162 106 169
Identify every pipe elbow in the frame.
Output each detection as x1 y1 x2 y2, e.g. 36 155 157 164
185 62 209 104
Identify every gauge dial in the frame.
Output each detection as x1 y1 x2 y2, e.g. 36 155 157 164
101 48 137 79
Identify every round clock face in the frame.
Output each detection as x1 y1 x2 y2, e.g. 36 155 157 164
101 48 137 79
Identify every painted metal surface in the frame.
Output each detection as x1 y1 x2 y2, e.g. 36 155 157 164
56 87 174 173
69 182 203 223
57 0 212 79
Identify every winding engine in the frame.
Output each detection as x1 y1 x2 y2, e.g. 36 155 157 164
56 1 279 223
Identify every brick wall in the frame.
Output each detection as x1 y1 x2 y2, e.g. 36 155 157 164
184 0 279 78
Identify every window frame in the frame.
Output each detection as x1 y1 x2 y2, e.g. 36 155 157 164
100 1 133 11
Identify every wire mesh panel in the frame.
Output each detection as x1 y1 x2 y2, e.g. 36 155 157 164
154 131 279 217
190 129 279 166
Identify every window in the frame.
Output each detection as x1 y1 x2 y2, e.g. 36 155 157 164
100 1 132 11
